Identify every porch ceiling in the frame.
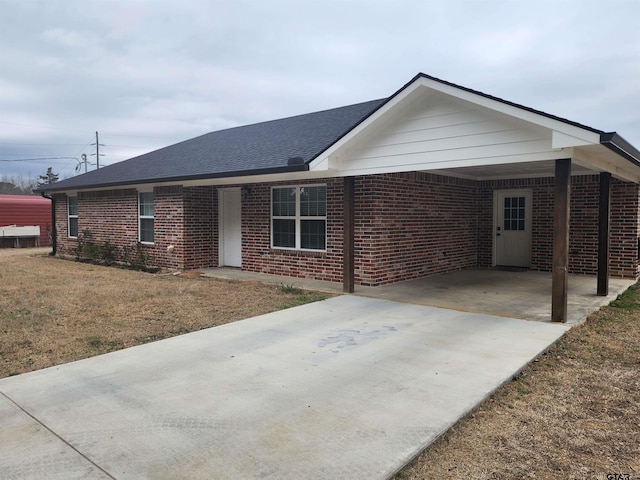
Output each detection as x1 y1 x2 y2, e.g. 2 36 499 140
423 159 596 181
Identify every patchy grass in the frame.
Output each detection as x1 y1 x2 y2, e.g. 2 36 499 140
0 250 330 378
277 283 328 308
394 284 640 479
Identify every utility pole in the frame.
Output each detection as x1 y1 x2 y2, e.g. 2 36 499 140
91 131 104 169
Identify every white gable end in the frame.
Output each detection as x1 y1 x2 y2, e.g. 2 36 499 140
328 88 573 175
309 76 609 178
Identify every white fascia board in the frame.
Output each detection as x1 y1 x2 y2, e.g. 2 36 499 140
417 77 602 145
183 169 337 186
551 131 597 149
308 156 329 172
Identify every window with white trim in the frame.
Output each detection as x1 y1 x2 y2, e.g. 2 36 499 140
272 185 326 250
139 192 154 243
68 196 78 238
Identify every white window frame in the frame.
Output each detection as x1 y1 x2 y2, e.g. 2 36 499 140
68 195 78 238
138 191 155 244
271 184 327 251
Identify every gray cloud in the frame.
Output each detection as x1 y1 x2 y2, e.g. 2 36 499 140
1 0 639 181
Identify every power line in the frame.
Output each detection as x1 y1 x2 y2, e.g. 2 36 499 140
0 156 79 162
0 142 92 146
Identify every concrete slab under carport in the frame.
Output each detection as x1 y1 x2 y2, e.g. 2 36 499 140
203 267 635 324
356 269 636 324
0 296 568 480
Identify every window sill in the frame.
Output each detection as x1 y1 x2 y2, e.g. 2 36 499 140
270 247 326 255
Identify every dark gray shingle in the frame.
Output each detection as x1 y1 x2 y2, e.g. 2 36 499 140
42 98 387 191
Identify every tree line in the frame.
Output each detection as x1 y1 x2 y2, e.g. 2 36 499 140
0 168 59 195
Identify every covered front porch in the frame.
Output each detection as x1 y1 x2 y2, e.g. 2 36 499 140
202 267 634 324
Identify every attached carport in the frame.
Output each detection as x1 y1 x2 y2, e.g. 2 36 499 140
322 75 640 322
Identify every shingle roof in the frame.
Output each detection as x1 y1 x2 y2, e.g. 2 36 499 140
41 98 388 192
37 72 640 193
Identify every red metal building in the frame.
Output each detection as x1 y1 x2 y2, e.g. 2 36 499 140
0 194 52 248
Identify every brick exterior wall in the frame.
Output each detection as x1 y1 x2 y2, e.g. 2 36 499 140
240 173 478 286
54 185 217 271
55 189 139 259
242 178 345 282
52 172 640 283
610 180 640 277
479 175 640 278
354 172 478 286
184 186 216 269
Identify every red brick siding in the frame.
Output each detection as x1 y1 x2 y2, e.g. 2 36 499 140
55 189 139 258
52 172 640 282
154 186 185 269
355 172 478 286
610 180 640 277
183 186 216 269
52 193 69 250
54 186 217 270
569 177 599 275
242 178 344 282
479 175 639 277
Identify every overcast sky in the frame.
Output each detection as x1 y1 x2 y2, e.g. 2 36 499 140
1 0 639 182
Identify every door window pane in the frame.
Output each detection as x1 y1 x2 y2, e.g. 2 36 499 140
504 196 525 231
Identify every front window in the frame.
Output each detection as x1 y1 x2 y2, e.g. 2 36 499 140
68 196 78 238
139 192 154 243
272 185 326 250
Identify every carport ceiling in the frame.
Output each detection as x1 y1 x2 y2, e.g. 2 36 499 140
424 159 595 181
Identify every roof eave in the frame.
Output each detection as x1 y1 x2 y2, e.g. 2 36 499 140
34 164 310 193
600 132 640 168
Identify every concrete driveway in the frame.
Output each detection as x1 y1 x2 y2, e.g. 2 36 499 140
0 296 568 480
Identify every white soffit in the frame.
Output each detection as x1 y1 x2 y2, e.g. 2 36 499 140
423 160 596 181
573 144 640 183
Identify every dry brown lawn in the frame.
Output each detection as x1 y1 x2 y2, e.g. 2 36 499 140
0 248 328 378
2 249 639 478
395 288 640 479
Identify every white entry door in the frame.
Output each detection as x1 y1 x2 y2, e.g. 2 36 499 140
220 188 242 267
494 189 532 267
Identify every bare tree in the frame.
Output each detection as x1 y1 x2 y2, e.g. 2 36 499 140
0 174 38 195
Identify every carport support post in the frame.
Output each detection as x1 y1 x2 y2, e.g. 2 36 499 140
597 172 611 296
343 176 355 293
552 159 571 322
